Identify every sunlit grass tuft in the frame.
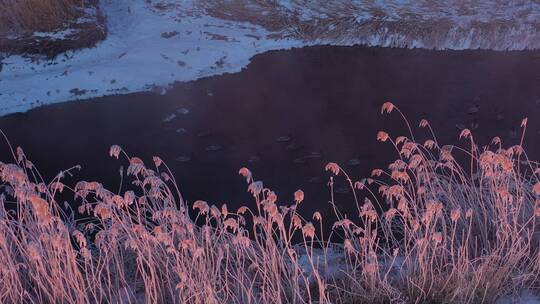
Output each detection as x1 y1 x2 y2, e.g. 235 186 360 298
0 103 538 303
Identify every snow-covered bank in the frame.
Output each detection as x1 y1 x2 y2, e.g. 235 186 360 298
1 0 540 116
0 0 303 116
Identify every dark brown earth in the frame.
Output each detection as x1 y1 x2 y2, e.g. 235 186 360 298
1 45 540 228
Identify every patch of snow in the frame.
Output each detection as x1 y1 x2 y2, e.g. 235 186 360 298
4 32 20 40
496 290 540 304
33 29 77 40
162 113 176 123
2 0 540 116
176 107 190 115
292 244 348 288
77 6 99 23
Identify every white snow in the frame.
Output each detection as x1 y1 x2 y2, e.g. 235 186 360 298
496 290 540 304
33 29 78 40
0 0 302 116
1 0 540 116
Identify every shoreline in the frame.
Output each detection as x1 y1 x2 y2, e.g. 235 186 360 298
3 0 540 117
3 44 540 118
1 45 540 228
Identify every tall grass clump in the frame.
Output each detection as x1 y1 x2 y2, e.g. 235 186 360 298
0 103 539 303
0 0 88 34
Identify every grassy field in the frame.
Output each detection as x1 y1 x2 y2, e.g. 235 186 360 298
0 103 538 303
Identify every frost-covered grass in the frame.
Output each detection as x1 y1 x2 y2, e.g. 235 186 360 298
0 103 539 303
201 0 540 50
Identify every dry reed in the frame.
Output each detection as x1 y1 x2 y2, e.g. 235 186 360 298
199 0 540 51
0 103 539 303
0 0 88 34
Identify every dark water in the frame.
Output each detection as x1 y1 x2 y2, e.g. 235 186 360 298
2 46 540 227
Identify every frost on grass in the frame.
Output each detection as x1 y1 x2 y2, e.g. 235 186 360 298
1 105 540 303
201 0 540 50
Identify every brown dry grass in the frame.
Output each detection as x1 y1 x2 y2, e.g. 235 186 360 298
199 0 540 50
0 0 88 34
0 0 106 57
0 103 539 303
